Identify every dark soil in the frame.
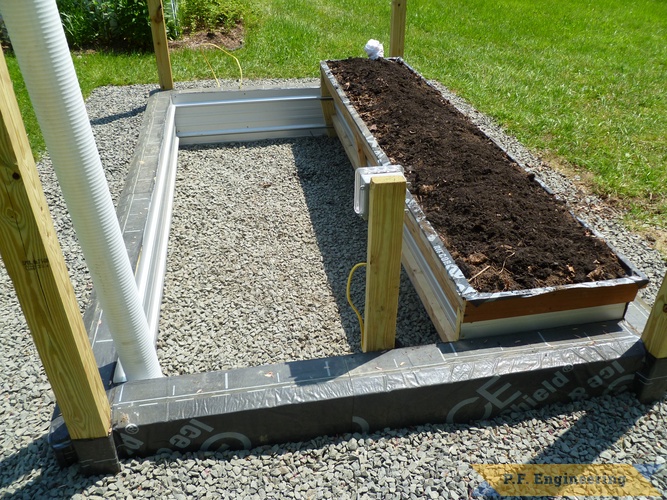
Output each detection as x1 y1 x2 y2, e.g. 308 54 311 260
328 58 628 293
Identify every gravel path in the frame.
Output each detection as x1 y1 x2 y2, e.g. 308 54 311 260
1 78 666 498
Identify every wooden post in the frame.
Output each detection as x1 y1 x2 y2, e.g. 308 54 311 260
390 0 407 58
320 72 336 137
636 271 667 402
641 271 667 358
363 174 406 351
0 51 112 443
147 0 174 91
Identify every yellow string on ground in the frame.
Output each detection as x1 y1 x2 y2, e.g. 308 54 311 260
198 47 220 87
200 43 243 89
346 262 367 337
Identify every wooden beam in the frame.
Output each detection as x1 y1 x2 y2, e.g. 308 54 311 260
401 234 458 342
390 0 407 58
641 271 667 358
0 50 110 440
320 73 336 137
363 174 406 351
147 0 174 91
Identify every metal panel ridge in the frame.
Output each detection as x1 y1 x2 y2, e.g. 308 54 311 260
173 87 329 143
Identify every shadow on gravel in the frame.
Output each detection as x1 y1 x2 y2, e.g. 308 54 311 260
524 394 662 465
0 434 97 498
291 137 438 352
89 104 146 126
464 391 664 467
466 392 667 494
4 394 657 497
0 435 50 493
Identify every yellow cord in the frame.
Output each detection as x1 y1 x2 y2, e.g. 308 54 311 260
198 47 220 88
346 262 367 337
200 43 244 89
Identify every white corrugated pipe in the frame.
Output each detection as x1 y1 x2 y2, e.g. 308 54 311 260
0 0 162 380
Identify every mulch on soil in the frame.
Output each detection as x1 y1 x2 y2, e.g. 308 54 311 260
328 58 627 293
168 24 244 51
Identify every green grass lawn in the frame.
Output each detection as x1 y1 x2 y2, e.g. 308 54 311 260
5 0 667 234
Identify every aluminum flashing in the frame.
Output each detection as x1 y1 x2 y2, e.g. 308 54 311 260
173 87 330 144
320 59 648 341
48 83 655 467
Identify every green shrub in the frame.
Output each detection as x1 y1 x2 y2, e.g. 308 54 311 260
47 0 247 50
57 0 112 48
108 0 152 50
178 0 246 33
56 0 177 51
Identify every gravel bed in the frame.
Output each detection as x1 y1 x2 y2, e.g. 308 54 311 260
158 137 436 375
0 78 665 498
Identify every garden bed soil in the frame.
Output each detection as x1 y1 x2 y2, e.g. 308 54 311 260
327 58 628 294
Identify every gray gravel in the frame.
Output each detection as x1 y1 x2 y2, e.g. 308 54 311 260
158 136 436 374
1 78 666 498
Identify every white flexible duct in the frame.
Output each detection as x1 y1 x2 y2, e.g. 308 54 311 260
0 0 162 380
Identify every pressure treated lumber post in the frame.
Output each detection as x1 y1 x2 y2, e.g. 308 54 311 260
320 73 336 137
0 51 117 473
147 0 174 90
390 0 407 58
636 271 667 402
363 174 406 351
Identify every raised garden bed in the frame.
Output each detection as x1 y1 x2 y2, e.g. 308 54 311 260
320 57 648 341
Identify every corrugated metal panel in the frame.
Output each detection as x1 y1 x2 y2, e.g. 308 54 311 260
174 87 329 144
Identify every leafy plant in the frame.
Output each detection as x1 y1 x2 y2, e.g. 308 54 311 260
108 0 152 50
56 0 175 50
56 0 112 48
178 0 246 33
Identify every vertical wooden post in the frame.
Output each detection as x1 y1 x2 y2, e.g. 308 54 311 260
636 271 667 402
363 174 406 351
390 0 407 58
0 52 112 443
641 271 667 358
147 0 174 91
320 72 336 137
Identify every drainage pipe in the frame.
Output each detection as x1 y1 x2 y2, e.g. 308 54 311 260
0 0 162 380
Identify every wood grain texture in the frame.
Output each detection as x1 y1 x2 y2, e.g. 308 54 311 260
147 0 174 91
332 115 363 168
0 51 110 439
363 174 406 351
319 74 336 137
390 0 407 58
404 213 465 311
320 70 378 166
642 272 667 358
401 238 458 342
463 283 640 323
